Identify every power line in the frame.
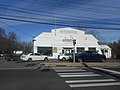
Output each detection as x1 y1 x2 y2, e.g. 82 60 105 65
0 20 34 38
38 0 120 10
1 16 120 31
0 6 91 23
0 3 105 20
1 13 120 27
1 5 120 27
1 3 120 25
20 0 120 16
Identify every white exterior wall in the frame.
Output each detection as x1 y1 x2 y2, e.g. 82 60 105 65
34 27 111 59
100 45 111 58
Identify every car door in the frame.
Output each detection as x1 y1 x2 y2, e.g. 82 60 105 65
88 51 97 60
30 54 36 61
82 51 93 60
35 53 42 60
92 52 100 60
38 55 43 60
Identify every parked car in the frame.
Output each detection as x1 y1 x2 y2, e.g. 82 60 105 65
70 51 106 62
0 54 4 60
20 53 49 61
58 54 72 61
5 54 21 61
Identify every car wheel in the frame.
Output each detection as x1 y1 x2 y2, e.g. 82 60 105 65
101 58 106 62
28 58 32 62
44 57 48 61
78 58 83 63
62 57 66 61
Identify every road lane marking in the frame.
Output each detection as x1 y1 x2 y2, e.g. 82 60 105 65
58 72 94 75
93 67 120 74
60 74 101 77
66 79 116 83
69 82 120 88
55 69 86 72
53 67 78 69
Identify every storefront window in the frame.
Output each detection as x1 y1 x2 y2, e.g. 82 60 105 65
77 47 85 53
88 47 96 51
37 47 52 56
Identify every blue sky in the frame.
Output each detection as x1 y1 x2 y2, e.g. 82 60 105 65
0 0 120 42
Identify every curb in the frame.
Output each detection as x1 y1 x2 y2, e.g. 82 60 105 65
39 62 120 68
83 62 120 68
83 62 120 79
39 62 84 67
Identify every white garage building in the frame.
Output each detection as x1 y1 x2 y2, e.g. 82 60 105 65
33 27 111 59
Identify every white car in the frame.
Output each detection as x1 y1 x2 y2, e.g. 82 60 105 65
20 53 48 61
58 54 71 61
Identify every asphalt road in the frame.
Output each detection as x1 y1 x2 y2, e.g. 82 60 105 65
0 59 120 90
0 67 120 90
0 60 41 69
54 67 120 90
0 69 71 90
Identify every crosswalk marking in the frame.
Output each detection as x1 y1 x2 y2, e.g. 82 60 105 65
60 74 101 77
69 82 120 88
54 67 120 88
55 69 86 72
66 79 116 83
53 67 78 70
58 72 94 75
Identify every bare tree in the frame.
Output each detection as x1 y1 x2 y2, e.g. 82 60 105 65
0 27 33 54
109 40 120 59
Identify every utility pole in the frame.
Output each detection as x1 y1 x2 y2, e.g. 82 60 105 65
73 39 76 63
32 38 36 54
54 8 57 36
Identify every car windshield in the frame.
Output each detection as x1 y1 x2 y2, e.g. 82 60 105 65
81 51 98 54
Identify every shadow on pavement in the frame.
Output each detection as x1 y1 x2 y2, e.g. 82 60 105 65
24 63 37 67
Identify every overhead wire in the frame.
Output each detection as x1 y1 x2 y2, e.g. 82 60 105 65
0 1 120 31
20 0 120 16
38 0 120 10
1 4 120 26
1 16 120 31
0 3 112 21
0 20 34 38
1 13 120 26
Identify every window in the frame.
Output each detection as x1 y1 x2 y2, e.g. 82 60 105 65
77 47 85 53
37 47 52 56
88 47 96 51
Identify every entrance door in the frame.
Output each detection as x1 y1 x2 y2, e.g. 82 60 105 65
62 48 73 55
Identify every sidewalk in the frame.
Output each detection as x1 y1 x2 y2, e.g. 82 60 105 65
39 59 120 68
84 62 120 68
39 61 84 67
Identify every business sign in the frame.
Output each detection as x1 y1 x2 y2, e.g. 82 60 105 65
59 29 77 34
62 39 73 42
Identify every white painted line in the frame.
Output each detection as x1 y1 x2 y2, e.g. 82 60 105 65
53 67 78 70
60 74 101 77
66 79 116 83
69 82 120 88
55 69 86 72
58 72 94 75
93 67 120 74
